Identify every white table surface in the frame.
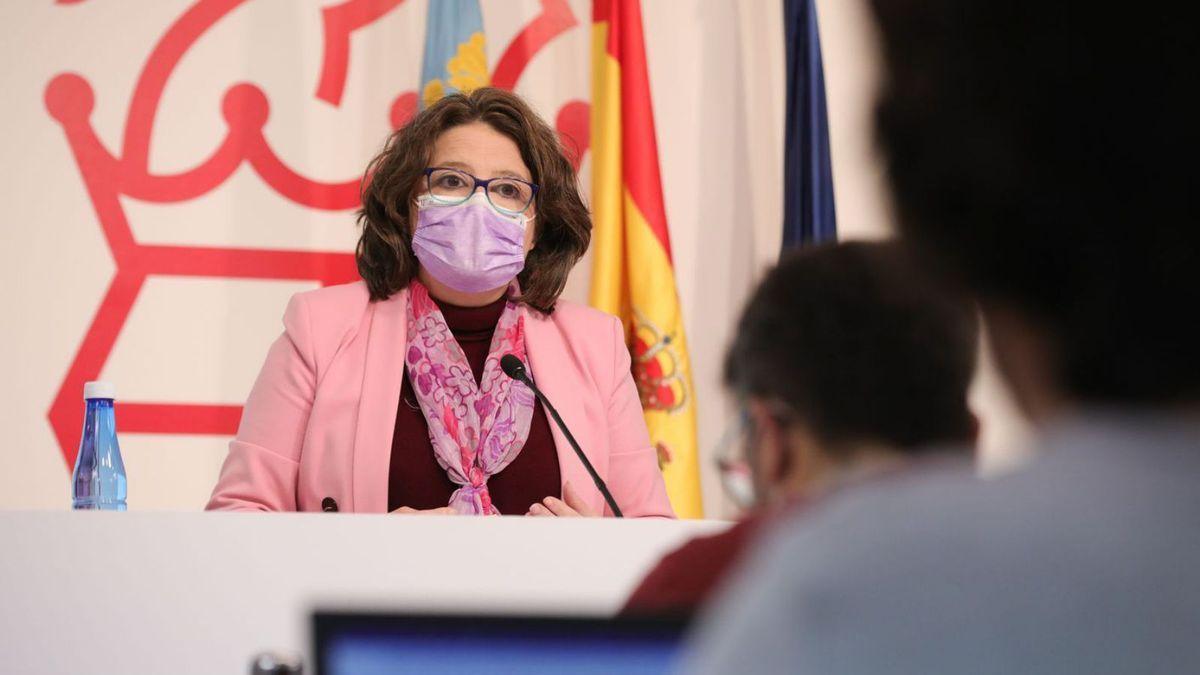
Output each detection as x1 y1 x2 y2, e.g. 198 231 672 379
0 511 730 675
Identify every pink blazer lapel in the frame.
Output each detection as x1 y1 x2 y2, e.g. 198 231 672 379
350 288 409 513
522 308 607 516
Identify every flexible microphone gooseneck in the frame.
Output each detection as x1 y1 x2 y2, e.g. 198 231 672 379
500 354 624 518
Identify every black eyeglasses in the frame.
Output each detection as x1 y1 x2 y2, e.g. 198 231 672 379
422 167 539 215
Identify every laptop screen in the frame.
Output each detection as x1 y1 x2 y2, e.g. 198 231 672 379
313 612 688 675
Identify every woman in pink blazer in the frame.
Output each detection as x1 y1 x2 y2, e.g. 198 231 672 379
207 88 673 518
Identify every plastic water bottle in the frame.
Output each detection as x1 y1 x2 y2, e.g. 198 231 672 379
71 381 127 510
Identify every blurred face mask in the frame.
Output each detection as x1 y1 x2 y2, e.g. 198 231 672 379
716 410 759 512
411 192 530 294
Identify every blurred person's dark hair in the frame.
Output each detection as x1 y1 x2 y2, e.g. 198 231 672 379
869 1 1199 405
724 241 978 455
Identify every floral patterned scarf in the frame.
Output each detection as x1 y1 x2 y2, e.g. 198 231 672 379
404 279 536 515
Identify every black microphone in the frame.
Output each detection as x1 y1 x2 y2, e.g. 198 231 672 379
500 354 624 518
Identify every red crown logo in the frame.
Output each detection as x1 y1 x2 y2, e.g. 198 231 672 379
44 0 589 468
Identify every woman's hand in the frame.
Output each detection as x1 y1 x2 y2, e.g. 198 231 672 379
390 506 456 515
526 481 598 518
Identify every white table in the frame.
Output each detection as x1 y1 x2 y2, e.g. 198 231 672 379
0 511 730 674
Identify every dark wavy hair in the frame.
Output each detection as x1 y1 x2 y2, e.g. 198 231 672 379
355 88 590 313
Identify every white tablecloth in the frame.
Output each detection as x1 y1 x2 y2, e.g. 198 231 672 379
0 511 730 674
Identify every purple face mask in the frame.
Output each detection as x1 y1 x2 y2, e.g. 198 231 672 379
411 192 529 294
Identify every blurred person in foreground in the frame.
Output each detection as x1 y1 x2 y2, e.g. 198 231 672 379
683 3 1200 674
622 241 978 617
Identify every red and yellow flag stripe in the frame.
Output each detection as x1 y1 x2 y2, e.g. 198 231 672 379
590 0 703 518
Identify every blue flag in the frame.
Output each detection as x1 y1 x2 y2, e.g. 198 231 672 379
420 0 489 110
782 0 836 250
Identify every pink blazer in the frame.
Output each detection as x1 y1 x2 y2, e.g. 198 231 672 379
207 281 675 518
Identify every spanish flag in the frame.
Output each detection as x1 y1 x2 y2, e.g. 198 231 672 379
590 0 703 518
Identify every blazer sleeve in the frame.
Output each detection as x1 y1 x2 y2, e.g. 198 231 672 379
206 294 317 511
603 315 676 518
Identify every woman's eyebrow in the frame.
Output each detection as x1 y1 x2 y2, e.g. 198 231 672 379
435 160 530 182
493 169 532 181
437 160 475 173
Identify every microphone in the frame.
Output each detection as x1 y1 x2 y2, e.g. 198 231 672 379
500 354 624 518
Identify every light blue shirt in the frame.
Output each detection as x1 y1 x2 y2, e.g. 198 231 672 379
682 412 1200 675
